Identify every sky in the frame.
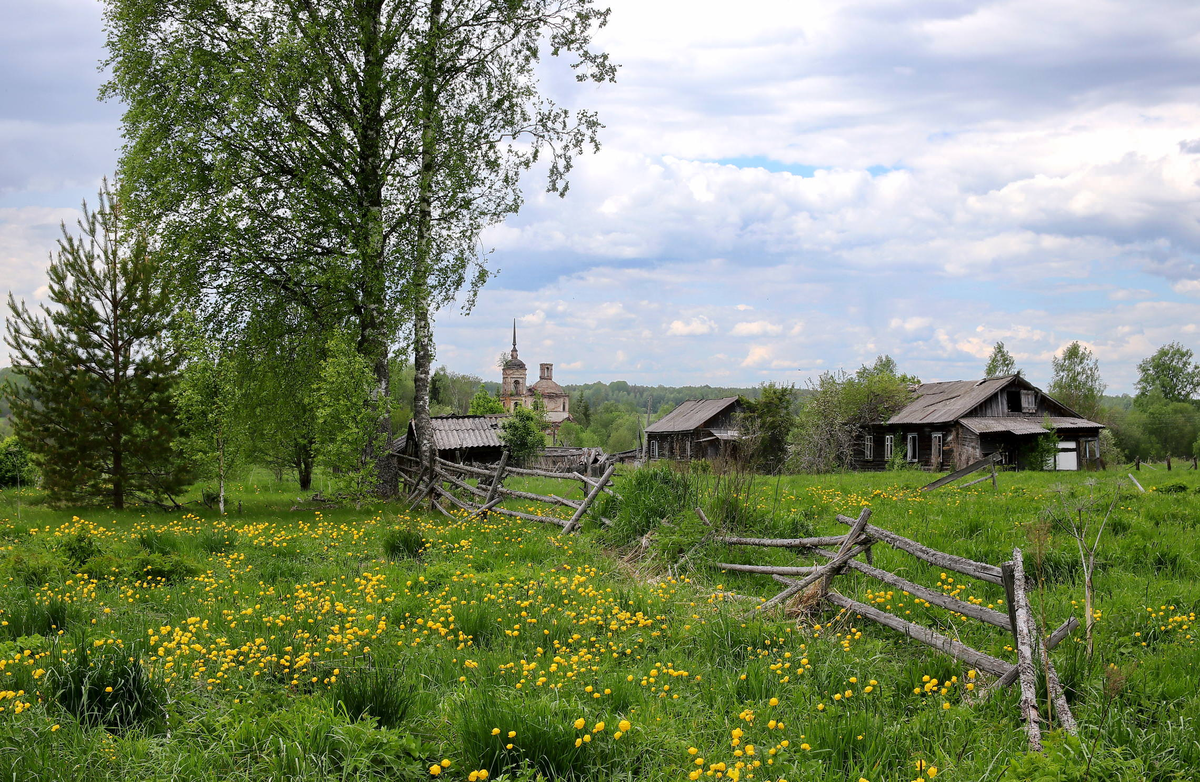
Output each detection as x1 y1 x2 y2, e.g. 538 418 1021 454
3 0 1200 394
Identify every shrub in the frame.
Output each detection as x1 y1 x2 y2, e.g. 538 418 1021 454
331 662 415 729
599 464 697 544
382 526 425 561
80 554 126 582
46 635 167 731
8 550 65 588
137 530 180 555
130 553 198 584
60 532 102 567
1001 730 1143 782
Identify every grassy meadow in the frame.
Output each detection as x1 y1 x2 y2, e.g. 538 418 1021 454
0 465 1197 781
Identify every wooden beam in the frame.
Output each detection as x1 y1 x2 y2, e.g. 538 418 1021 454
836 514 1004 584
989 617 1079 691
562 463 616 535
822 591 1015 678
823 508 872 596
714 562 824 576
481 450 509 518
1011 548 1043 752
1128 473 1145 493
814 551 1013 630
714 534 850 549
920 453 1003 493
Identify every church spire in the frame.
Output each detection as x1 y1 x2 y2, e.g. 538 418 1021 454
512 318 517 351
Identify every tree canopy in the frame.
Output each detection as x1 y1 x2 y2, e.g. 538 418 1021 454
984 341 1018 378
1135 342 1200 403
1048 341 1105 420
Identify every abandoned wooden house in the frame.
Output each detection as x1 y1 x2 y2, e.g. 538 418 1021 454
644 397 745 461
392 414 506 465
856 374 1104 472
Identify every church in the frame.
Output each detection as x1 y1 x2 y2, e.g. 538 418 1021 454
500 322 572 432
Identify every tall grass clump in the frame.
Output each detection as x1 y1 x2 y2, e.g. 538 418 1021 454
596 464 697 545
382 525 426 560
46 635 167 731
0 590 82 639
704 468 770 530
197 526 239 553
331 662 416 728
456 692 623 780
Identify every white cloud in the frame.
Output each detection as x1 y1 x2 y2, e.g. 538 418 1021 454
741 345 775 367
666 316 717 336
731 320 783 336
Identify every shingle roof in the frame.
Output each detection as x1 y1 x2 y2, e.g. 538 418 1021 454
392 415 505 453
887 376 1017 425
959 416 1104 435
645 397 741 434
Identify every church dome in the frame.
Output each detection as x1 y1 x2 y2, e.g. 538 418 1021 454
531 377 564 395
504 357 526 370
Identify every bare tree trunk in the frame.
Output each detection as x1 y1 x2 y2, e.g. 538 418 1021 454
410 0 443 487
218 434 225 515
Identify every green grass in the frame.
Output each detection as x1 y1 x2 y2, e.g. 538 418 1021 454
0 466 1196 781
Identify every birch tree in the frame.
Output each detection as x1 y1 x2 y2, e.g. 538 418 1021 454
103 0 615 494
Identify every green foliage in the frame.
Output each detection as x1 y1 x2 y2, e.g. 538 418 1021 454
331 663 417 729
597 464 698 544
1021 428 1060 471
130 552 199 584
47 634 167 731
740 382 797 473
433 368 488 415
8 550 66 588
3 182 189 509
1135 341 1200 403
985 340 1019 378
314 332 390 500
468 386 507 415
0 591 81 639
197 526 239 553
0 435 36 487
1049 341 1105 420
382 526 426 560
500 406 548 466
791 355 918 472
61 532 103 567
1000 731 1143 782
1097 429 1125 466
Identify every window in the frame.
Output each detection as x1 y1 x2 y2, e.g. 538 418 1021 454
884 435 893 460
1021 390 1036 413
513 401 522 410
931 432 943 467
513 380 522 394
650 440 658 459
1006 389 1022 413
906 433 918 462
863 435 874 460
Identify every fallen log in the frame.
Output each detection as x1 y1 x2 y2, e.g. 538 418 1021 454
1011 548 1043 751
714 534 850 549
714 562 824 576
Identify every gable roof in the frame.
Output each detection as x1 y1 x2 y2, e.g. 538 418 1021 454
645 397 741 434
887 374 1085 425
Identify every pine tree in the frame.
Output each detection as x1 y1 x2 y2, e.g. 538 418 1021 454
4 182 188 508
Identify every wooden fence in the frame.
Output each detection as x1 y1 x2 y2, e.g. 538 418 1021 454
712 509 1079 750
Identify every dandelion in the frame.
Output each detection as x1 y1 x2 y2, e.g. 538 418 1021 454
574 718 586 730
429 766 442 776
927 768 938 778
619 719 631 732
492 728 501 735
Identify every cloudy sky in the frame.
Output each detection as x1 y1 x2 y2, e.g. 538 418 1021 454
4 0 1200 393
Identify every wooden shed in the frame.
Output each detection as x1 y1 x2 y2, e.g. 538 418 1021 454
644 397 745 461
392 414 506 465
856 375 1104 472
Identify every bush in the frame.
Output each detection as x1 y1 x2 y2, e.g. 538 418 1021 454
382 526 425 561
8 550 66 588
137 530 180 555
331 662 416 729
46 635 167 731
500 406 548 466
60 532 102 567
0 435 36 488
1001 731 1143 782
197 526 239 553
130 553 199 584
599 465 697 544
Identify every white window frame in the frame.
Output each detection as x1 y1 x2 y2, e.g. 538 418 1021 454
884 435 894 460
906 433 919 462
864 435 874 460
650 440 659 459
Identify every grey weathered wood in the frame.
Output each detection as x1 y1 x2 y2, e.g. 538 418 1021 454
989 616 1079 691
714 534 850 549
960 473 994 489
836 514 1004 584
920 452 1003 492
813 551 1012 630
1128 473 1145 493
1011 548 1043 752
481 450 509 515
823 508 872 595
1001 562 1021 642
695 508 713 527
748 517 872 617
714 562 824 576
434 484 569 527
562 463 615 535
436 458 493 477
1037 623 1077 734
822 591 1015 678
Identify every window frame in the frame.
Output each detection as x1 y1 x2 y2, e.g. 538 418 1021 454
864 435 874 461
884 435 894 460
906 433 919 462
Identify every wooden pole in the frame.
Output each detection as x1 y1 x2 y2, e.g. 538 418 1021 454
745 542 872 616
562 463 615 535
715 562 824 576
481 450 509 519
714 534 851 549
1128 473 1145 493
1000 562 1020 642
988 616 1079 691
823 508 872 596
1011 548 1043 751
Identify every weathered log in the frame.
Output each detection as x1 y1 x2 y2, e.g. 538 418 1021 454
436 458 493 478
482 451 509 517
1001 562 1021 641
1127 473 1145 493
747 537 872 616
434 484 569 527
822 590 1015 678
714 534 850 549
562 463 616 535
960 473 994 489
1037 623 1078 734
824 508 872 596
813 551 1013 630
989 616 1079 691
836 514 1003 584
1011 548 1043 751
714 562 824 576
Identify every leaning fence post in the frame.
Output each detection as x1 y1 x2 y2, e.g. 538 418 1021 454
482 450 509 519
1000 562 1020 643
1011 548 1043 752
562 463 615 535
821 507 872 597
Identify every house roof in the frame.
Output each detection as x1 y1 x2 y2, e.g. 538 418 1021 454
959 416 1104 435
645 397 741 434
887 376 1017 425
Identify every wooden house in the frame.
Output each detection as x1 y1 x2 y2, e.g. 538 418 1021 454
392 414 506 465
644 397 745 461
856 375 1104 472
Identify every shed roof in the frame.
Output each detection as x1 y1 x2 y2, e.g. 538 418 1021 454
887 376 1017 425
393 415 505 453
959 416 1104 435
645 397 741 434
